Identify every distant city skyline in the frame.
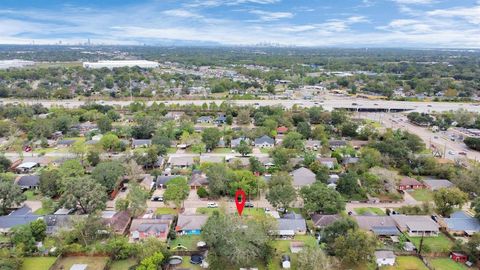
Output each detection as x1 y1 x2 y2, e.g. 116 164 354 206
0 0 479 48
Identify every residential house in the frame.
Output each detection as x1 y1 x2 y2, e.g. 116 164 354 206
291 167 316 188
197 116 213 124
275 215 307 237
199 155 224 164
342 157 359 166
354 216 400 236
329 140 347 150
375 251 396 267
317 158 337 169
424 179 454 191
15 175 40 190
258 157 274 168
44 214 80 235
72 122 98 135
254 135 275 148
305 140 321 150
102 210 132 235
311 214 341 229
350 140 368 150
276 126 288 134
130 217 172 242
15 162 39 173
156 175 180 189
189 170 208 190
444 211 480 236
391 215 439 237
215 115 227 125
231 137 250 148
328 174 340 185
168 156 196 169
154 156 165 168
164 112 185 121
398 177 425 191
0 206 40 233
176 214 209 235
132 139 152 149
226 157 250 168
57 139 76 148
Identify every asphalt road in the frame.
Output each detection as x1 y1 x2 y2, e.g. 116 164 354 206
3 97 480 113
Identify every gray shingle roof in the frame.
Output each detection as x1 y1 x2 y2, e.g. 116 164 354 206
424 179 454 190
16 175 40 187
277 218 306 232
255 135 274 145
291 167 316 187
176 214 209 231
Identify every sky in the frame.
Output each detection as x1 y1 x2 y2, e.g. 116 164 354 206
0 0 479 48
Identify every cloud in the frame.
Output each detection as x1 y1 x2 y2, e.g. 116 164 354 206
428 5 480 24
249 10 293 21
162 9 204 19
393 0 435 4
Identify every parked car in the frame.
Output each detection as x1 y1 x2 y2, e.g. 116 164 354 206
245 202 254 208
459 151 467 156
151 196 163 202
207 202 218 208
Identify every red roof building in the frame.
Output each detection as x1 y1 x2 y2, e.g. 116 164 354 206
450 252 468 263
398 177 424 191
277 126 289 134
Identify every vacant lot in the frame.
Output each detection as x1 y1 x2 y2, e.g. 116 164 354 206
428 258 470 270
381 256 428 270
21 257 57 270
51 256 109 270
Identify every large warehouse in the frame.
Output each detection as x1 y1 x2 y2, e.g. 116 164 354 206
82 60 159 69
0 59 35 69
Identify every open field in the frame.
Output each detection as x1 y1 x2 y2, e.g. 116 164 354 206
21 257 57 270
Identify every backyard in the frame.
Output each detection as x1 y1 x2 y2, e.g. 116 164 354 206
110 259 138 270
21 257 57 270
381 256 428 270
428 258 470 270
51 256 110 270
408 234 453 253
170 235 202 251
155 207 177 215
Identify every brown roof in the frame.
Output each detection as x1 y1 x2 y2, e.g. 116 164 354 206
399 177 423 187
105 211 132 234
277 126 289 133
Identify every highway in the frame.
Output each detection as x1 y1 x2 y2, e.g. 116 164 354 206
1 97 480 113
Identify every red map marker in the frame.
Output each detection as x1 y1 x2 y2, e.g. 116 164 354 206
235 189 246 216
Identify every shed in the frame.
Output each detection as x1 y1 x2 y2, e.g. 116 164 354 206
450 252 468 263
374 250 396 266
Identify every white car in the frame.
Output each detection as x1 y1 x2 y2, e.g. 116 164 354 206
207 202 218 208
448 150 456 155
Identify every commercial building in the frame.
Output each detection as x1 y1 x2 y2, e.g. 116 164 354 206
82 60 159 69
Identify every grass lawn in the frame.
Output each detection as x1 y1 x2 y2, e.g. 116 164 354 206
408 234 453 253
110 258 137 270
51 256 109 270
170 235 202 251
381 256 428 270
260 148 271 154
235 208 266 218
354 207 385 216
34 207 53 215
155 207 177 215
21 257 57 270
196 207 221 216
409 189 434 202
23 190 41 200
428 258 470 270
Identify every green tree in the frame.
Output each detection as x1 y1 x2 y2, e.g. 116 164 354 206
282 131 304 151
266 172 296 210
29 219 46 242
322 218 358 248
126 183 149 217
433 187 468 217
336 172 366 200
297 246 334 270
0 178 26 215
309 161 330 183
39 169 62 198
297 122 311 139
59 159 85 179
473 198 480 221
87 150 100 166
333 230 376 266
236 140 252 156
100 133 121 152
97 115 112 134
202 213 272 268
191 143 206 155
271 147 294 171
137 252 164 270
163 177 189 209
204 163 230 198
300 182 345 214
202 128 222 151
10 225 36 255
0 156 12 173
91 161 125 192
60 176 107 214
